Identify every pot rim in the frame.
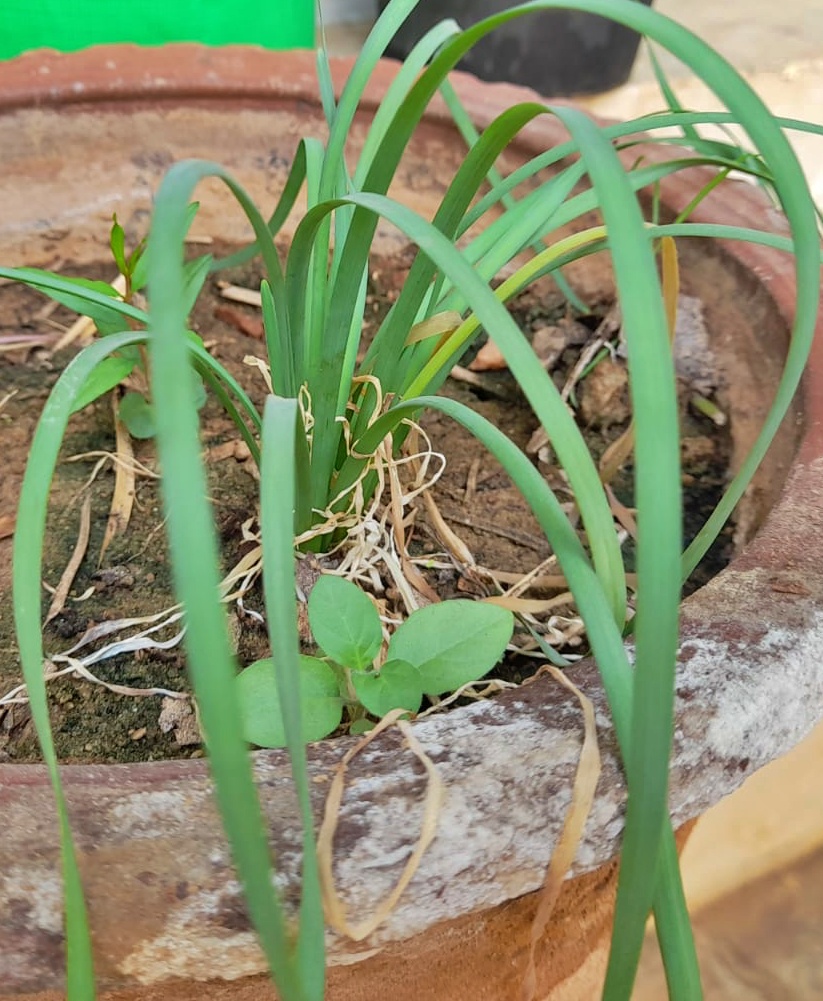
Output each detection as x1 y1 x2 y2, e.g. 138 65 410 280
1 44 822 990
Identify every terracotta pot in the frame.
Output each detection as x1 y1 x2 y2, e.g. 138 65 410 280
1 45 822 1001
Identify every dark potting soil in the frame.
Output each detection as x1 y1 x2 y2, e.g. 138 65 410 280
0 246 733 763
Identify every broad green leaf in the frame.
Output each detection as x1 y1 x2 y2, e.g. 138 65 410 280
110 213 148 288
130 201 200 293
352 659 423 717
11 267 132 335
186 329 206 350
127 241 147 286
130 243 149 292
308 575 382 671
183 200 201 235
118 391 156 439
110 215 128 276
387 600 513 695
71 355 136 413
191 372 207 411
236 655 342 748
349 718 375 736
182 253 213 316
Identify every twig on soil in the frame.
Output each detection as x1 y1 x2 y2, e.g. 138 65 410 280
98 393 137 566
0 332 60 352
45 494 92 624
0 656 188 709
66 448 159 486
32 296 61 322
56 657 189 701
386 433 441 604
463 455 481 505
419 487 475 567
405 432 474 567
217 281 263 307
440 510 550 555
55 609 185 667
483 565 637 592
485 594 575 616
561 336 609 404
495 556 562 597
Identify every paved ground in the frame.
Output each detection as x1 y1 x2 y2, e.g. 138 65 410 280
634 845 823 1000
636 0 823 79
585 61 823 204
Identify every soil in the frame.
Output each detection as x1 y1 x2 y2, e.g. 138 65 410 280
0 246 733 764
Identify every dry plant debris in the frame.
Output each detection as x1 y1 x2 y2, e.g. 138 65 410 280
317 708 444 941
521 665 601 1001
1 266 730 756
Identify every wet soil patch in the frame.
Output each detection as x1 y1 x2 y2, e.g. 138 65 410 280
0 246 733 762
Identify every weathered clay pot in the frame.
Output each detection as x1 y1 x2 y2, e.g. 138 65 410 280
0 46 821 1001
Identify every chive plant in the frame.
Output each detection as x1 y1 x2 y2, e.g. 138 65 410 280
5 1 821 1000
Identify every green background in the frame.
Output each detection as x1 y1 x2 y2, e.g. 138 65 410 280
0 0 315 59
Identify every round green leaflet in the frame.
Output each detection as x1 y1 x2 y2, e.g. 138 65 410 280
351 659 424 717
308 574 383 671
387 599 514 695
237 656 342 748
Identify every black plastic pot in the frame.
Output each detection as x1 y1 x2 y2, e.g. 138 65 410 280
382 0 654 96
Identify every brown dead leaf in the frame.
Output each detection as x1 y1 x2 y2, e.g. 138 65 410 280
605 483 638 540
599 422 635 485
578 358 630 428
158 697 201 746
206 439 252 463
468 338 507 372
215 303 264 340
0 514 14 540
420 488 475 567
531 318 589 371
526 425 549 457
